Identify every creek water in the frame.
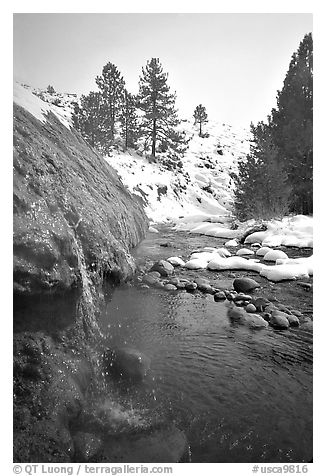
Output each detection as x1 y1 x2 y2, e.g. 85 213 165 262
99 228 313 463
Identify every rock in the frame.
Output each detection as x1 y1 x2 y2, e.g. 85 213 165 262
214 291 226 300
149 260 174 277
185 282 197 292
243 313 269 329
256 246 272 257
194 277 210 287
164 284 178 291
227 305 246 322
286 314 300 327
224 239 238 247
236 248 255 257
199 283 215 294
234 293 252 302
270 310 290 329
241 224 267 244
73 432 102 462
167 277 180 286
176 282 186 290
297 281 312 291
148 271 162 279
104 348 150 381
97 425 188 463
159 242 173 248
251 297 270 312
142 274 159 286
245 303 257 313
148 226 159 234
276 304 292 315
289 309 303 318
13 100 147 296
167 257 185 267
233 277 260 293
262 312 272 322
263 250 289 262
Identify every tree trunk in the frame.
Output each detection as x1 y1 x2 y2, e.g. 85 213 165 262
199 121 202 136
152 119 156 157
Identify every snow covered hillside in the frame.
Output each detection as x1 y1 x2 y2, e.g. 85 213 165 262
105 120 251 223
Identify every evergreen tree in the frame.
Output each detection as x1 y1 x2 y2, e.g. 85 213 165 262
270 33 313 214
96 62 125 147
233 122 291 220
72 91 105 149
193 104 208 136
138 58 184 157
120 89 139 149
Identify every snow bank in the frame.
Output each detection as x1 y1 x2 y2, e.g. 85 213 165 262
13 81 72 129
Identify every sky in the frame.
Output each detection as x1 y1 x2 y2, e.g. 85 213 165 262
14 13 312 128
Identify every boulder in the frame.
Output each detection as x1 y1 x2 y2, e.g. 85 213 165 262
270 310 290 329
149 260 174 277
256 246 272 257
233 277 260 293
104 348 150 382
142 274 160 286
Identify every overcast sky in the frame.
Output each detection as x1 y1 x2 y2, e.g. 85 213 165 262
13 13 312 128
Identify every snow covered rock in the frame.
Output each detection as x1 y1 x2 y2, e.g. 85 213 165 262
260 264 309 282
148 226 159 233
184 258 208 270
236 248 255 257
263 249 288 262
256 246 272 257
224 239 238 247
167 257 186 267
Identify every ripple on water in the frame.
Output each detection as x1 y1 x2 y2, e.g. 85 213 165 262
99 281 312 463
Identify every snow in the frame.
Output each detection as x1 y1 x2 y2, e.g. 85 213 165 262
260 264 310 282
263 249 288 262
13 81 74 129
105 119 250 223
236 248 255 256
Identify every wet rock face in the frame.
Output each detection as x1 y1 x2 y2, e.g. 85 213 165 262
13 104 148 462
13 104 148 297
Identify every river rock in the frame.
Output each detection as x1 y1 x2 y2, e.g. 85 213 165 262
73 432 103 462
251 297 270 312
227 305 246 322
149 260 174 277
167 277 180 286
164 284 178 291
289 309 303 318
263 250 289 262
98 425 188 463
167 257 185 267
262 312 272 322
256 246 272 257
270 310 290 329
142 274 160 286
236 248 255 256
286 314 300 327
234 293 252 302
104 348 150 381
245 303 257 313
214 291 226 300
148 271 162 279
243 313 269 329
233 277 260 293
185 282 197 292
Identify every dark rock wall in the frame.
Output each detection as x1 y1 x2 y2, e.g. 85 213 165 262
13 103 148 462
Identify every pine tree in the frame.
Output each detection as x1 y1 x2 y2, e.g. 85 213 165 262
270 33 313 214
72 91 105 149
138 58 184 158
233 122 291 220
120 90 139 149
193 104 208 136
95 62 125 147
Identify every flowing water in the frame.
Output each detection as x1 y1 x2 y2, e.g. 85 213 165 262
98 228 313 463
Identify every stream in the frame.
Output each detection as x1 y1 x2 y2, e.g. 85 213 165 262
97 226 313 463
